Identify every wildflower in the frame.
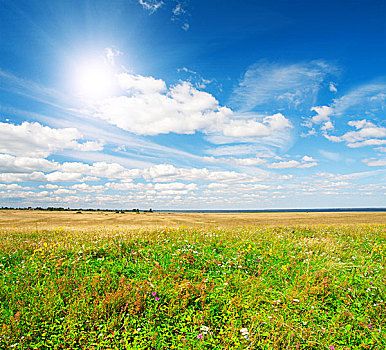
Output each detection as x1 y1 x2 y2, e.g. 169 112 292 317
368 324 372 328
200 326 209 334
197 334 203 339
240 328 249 336
155 297 160 301
293 298 300 303
152 292 157 297
329 346 334 350
240 327 250 340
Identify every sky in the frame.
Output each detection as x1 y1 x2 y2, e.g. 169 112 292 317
0 0 385 210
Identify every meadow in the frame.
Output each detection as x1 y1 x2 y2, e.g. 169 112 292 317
0 211 385 349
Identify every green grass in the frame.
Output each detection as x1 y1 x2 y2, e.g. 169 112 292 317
0 224 385 349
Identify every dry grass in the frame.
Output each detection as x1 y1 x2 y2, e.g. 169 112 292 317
0 209 385 230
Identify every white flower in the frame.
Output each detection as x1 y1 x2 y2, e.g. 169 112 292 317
200 326 210 334
240 328 249 335
293 298 300 302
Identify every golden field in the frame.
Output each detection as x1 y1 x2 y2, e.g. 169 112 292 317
0 209 385 229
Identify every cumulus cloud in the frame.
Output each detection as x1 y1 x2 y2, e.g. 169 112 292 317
0 154 58 173
267 156 317 169
222 113 292 137
362 158 386 167
152 182 197 195
0 121 104 157
95 74 292 138
302 83 385 136
59 161 139 180
0 153 272 186
118 73 167 94
141 163 263 183
321 121 334 131
310 106 333 124
324 119 386 148
71 183 106 193
205 154 317 169
329 82 338 92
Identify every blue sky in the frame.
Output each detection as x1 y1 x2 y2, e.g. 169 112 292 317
0 0 385 209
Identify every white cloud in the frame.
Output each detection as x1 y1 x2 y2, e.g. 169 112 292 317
118 73 167 94
267 160 300 169
45 172 83 182
310 106 333 124
59 161 139 180
321 121 334 131
302 156 315 162
54 188 76 195
153 182 197 193
347 139 386 148
141 163 265 183
324 119 386 148
104 47 122 65
138 0 163 13
362 158 386 167
0 121 104 157
42 184 59 189
267 156 317 169
329 82 338 93
71 183 106 193
0 172 47 183
202 156 267 166
300 128 316 138
230 60 337 112
0 183 28 190
96 80 228 135
95 75 292 138
332 83 386 117
231 158 267 166
0 154 58 173
222 113 292 137
173 3 185 15
207 183 229 189
206 145 272 157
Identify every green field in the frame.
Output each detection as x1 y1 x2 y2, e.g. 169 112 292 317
0 223 385 349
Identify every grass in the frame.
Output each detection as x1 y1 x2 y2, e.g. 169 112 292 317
0 221 385 349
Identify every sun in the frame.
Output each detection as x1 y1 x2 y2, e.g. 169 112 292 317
73 58 116 100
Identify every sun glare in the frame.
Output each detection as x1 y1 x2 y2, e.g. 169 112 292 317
73 59 116 100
